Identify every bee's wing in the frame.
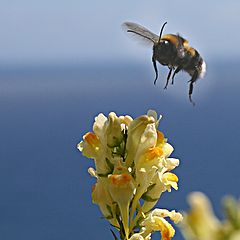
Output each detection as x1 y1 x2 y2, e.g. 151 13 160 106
122 22 159 45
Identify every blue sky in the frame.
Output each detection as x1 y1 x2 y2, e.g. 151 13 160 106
1 0 240 64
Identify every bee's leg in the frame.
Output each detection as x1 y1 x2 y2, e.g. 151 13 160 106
188 71 198 106
172 66 182 84
152 57 158 85
188 81 195 106
164 67 173 89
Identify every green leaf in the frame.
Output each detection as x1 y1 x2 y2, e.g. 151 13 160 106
146 183 156 192
141 194 159 202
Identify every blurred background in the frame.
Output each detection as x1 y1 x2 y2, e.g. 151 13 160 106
0 1 240 239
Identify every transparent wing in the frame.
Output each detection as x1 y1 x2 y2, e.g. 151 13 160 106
122 22 159 45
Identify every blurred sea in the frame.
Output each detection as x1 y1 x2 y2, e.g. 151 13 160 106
0 60 240 240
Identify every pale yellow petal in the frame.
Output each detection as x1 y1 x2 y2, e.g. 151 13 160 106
162 143 174 158
129 233 145 240
125 115 155 167
106 112 123 147
181 192 220 240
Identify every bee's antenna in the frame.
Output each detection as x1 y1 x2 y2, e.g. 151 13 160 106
158 22 167 43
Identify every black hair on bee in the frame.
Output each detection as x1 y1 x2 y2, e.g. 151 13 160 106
123 21 206 105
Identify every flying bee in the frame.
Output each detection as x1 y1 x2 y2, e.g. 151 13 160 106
122 22 206 105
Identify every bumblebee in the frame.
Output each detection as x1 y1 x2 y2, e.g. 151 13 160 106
123 22 206 105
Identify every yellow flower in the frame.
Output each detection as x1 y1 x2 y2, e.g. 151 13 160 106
162 143 174 158
156 130 165 146
77 110 181 240
181 193 240 240
91 178 119 227
125 115 156 168
145 147 164 161
134 124 159 183
77 132 100 158
162 172 179 191
140 157 179 214
180 192 220 240
106 112 124 147
129 233 150 240
140 209 182 240
154 217 175 240
108 173 135 239
150 209 183 224
129 123 161 222
119 115 133 127
92 113 108 142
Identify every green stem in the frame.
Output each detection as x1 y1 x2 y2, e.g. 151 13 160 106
129 208 143 234
118 202 130 240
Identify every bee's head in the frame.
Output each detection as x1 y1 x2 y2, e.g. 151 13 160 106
158 39 171 49
153 39 171 57
153 21 171 55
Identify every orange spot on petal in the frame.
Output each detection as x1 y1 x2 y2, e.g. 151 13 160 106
110 173 132 186
146 147 163 160
155 218 175 240
84 132 99 146
157 131 165 145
